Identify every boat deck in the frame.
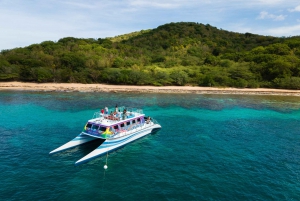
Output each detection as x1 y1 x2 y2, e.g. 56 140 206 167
82 106 157 139
90 111 141 126
82 120 156 139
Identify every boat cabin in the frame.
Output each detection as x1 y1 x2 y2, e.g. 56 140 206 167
83 107 147 138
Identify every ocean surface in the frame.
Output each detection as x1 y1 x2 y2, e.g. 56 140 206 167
1 91 300 201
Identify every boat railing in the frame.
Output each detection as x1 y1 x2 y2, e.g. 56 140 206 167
93 107 143 120
150 118 159 125
93 111 103 119
119 107 143 115
92 110 158 127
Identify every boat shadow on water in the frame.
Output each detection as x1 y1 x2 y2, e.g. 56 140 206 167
75 139 106 158
50 139 104 159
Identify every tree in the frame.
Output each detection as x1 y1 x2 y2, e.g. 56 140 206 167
112 57 124 68
0 59 18 81
266 43 290 55
265 58 292 80
34 67 53 83
274 77 300 89
170 70 188 86
199 75 215 86
19 66 34 81
59 52 86 71
154 70 170 85
204 55 219 66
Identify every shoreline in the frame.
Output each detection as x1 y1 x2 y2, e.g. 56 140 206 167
1 82 300 96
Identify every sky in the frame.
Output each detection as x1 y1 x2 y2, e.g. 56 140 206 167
1 0 300 50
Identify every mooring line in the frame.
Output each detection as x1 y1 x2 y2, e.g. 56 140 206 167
101 152 109 198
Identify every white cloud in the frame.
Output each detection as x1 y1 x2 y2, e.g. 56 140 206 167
60 1 96 9
129 0 180 9
288 5 300 12
227 23 300 37
2 0 300 50
257 11 286 21
274 15 286 21
244 0 299 7
255 0 285 5
265 24 300 36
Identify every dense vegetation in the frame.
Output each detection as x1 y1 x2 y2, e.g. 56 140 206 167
1 22 300 89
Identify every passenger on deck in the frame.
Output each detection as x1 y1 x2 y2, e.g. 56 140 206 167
105 106 108 114
108 111 113 120
112 112 119 120
146 117 151 124
115 105 119 113
101 108 104 114
122 109 127 120
115 112 120 120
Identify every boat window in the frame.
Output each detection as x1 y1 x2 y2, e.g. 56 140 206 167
126 121 130 126
86 123 92 128
132 119 136 124
137 118 140 122
92 124 99 130
99 126 106 131
120 123 125 128
113 125 119 129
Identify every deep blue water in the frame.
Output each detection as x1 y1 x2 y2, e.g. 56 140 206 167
1 91 300 201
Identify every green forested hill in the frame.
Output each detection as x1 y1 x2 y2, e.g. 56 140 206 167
1 22 300 89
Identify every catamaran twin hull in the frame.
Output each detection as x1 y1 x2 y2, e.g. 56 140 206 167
49 107 161 165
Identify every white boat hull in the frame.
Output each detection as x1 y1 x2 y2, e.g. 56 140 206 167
75 123 161 165
49 134 97 154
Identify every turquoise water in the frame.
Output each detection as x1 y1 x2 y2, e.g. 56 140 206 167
1 91 300 200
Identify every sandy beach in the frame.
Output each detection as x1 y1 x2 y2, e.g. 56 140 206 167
1 82 300 96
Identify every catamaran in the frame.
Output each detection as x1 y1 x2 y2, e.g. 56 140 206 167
49 106 161 165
